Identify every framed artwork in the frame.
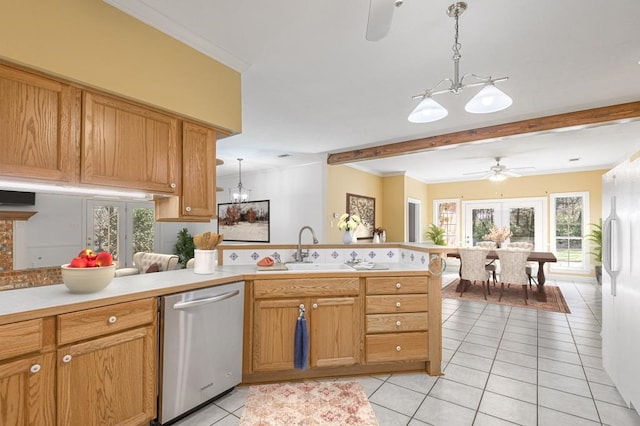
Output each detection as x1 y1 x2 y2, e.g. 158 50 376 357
346 193 375 240
217 200 270 242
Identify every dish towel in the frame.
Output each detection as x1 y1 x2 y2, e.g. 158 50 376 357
294 314 309 370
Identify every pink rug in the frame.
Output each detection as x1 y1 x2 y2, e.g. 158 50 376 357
239 381 378 425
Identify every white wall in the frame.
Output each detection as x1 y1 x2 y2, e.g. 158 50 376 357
216 161 326 244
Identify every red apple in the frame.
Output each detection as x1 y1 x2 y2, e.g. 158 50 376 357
77 248 95 259
86 258 96 267
95 251 113 267
69 256 88 268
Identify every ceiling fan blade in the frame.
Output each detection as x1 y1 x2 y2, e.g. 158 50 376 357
366 0 395 41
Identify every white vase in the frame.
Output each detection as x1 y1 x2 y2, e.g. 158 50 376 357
373 234 380 244
342 231 353 244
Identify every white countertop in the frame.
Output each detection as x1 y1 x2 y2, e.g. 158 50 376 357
0 262 430 323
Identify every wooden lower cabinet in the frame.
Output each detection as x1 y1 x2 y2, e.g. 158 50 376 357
0 352 56 425
56 325 156 426
251 278 361 374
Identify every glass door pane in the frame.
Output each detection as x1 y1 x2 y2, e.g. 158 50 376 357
464 203 499 246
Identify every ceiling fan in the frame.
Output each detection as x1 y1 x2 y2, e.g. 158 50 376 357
366 0 404 41
463 157 535 181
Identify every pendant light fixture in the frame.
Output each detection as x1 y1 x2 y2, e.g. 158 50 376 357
408 2 512 124
229 158 251 203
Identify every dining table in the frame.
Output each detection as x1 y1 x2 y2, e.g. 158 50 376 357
447 250 558 302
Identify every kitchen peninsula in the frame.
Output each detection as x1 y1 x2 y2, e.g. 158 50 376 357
0 243 443 426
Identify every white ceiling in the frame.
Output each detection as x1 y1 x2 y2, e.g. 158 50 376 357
105 0 640 182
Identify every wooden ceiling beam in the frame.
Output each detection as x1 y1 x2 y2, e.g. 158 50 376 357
327 101 640 165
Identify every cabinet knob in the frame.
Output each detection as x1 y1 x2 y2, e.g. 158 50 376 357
396 302 401 308
62 354 72 363
170 182 176 189
312 303 318 309
396 321 401 327
108 316 117 324
396 346 402 352
30 364 41 373
396 282 401 289
185 206 192 212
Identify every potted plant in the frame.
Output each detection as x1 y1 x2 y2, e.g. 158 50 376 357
174 227 195 268
426 224 447 246
586 219 602 285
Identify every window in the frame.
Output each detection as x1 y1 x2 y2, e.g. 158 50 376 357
433 199 459 246
550 192 589 271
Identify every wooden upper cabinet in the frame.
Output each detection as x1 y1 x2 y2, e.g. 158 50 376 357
81 91 180 194
155 121 218 221
182 122 216 217
0 64 75 182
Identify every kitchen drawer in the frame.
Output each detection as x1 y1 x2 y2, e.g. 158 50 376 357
254 278 359 298
366 295 428 314
366 312 428 334
58 298 156 345
366 276 427 295
0 318 43 361
366 332 428 363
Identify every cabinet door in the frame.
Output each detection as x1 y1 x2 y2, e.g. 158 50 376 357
252 298 305 372
181 122 216 217
57 326 156 426
82 92 179 194
0 65 75 182
0 352 55 425
310 297 361 368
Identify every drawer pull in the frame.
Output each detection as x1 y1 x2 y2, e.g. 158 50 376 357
30 364 41 373
396 321 402 327
396 302 401 308
108 316 117 324
312 303 318 309
396 282 401 289
396 345 402 352
62 354 72 363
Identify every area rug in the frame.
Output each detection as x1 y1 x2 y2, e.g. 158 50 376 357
239 381 378 425
442 279 570 313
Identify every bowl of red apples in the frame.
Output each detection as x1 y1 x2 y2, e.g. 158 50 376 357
61 249 115 293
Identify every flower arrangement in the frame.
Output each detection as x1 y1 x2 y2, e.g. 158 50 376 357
338 213 361 232
483 226 512 245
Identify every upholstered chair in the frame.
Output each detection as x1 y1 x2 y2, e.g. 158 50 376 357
495 248 532 305
458 247 492 300
508 242 536 287
475 241 498 286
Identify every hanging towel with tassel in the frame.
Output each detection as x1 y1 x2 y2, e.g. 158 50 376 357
294 305 309 370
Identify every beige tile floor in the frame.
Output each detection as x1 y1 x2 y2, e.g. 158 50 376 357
172 273 640 426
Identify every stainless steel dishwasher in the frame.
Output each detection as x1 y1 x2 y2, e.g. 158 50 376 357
158 281 244 425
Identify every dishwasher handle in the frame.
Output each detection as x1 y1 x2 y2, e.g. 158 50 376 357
172 290 240 310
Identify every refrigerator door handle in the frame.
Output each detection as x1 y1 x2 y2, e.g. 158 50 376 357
603 196 619 296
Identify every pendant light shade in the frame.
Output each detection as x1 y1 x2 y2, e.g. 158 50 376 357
465 84 513 114
229 158 251 203
408 96 448 123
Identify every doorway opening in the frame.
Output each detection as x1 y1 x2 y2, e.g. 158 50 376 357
407 198 421 242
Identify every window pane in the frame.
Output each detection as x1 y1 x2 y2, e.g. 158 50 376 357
92 205 120 260
553 195 586 269
437 202 458 246
509 207 535 244
472 208 494 245
132 207 155 253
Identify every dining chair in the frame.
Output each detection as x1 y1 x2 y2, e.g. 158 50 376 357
507 242 536 288
475 241 498 286
495 248 532 305
458 247 492 300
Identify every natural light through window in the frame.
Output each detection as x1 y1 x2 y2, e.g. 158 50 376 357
550 192 589 272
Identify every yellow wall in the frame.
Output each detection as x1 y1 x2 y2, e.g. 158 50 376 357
381 175 405 242
326 165 383 242
0 0 241 132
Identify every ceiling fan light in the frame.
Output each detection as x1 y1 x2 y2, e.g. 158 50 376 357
465 84 513 114
408 96 448 123
488 172 507 182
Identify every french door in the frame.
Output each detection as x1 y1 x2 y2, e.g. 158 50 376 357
463 198 546 249
85 200 157 268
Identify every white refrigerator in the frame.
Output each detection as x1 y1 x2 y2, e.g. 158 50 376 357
602 154 640 410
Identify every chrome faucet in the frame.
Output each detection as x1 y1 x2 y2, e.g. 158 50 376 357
295 226 318 262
